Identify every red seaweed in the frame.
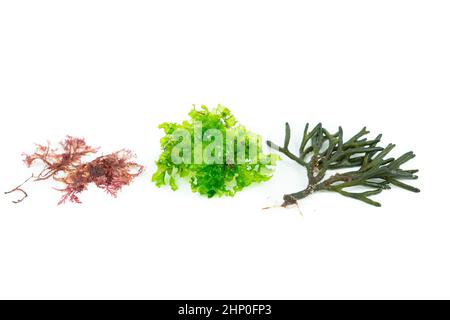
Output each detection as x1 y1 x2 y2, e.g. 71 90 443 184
56 150 144 205
5 136 144 205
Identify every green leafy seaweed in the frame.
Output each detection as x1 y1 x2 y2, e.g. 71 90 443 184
152 105 279 198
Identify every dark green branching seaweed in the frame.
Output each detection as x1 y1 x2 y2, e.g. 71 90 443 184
267 123 420 207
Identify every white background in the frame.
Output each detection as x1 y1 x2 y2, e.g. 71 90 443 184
0 0 449 300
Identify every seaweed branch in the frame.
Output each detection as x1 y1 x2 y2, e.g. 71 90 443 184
267 123 420 207
4 175 34 204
